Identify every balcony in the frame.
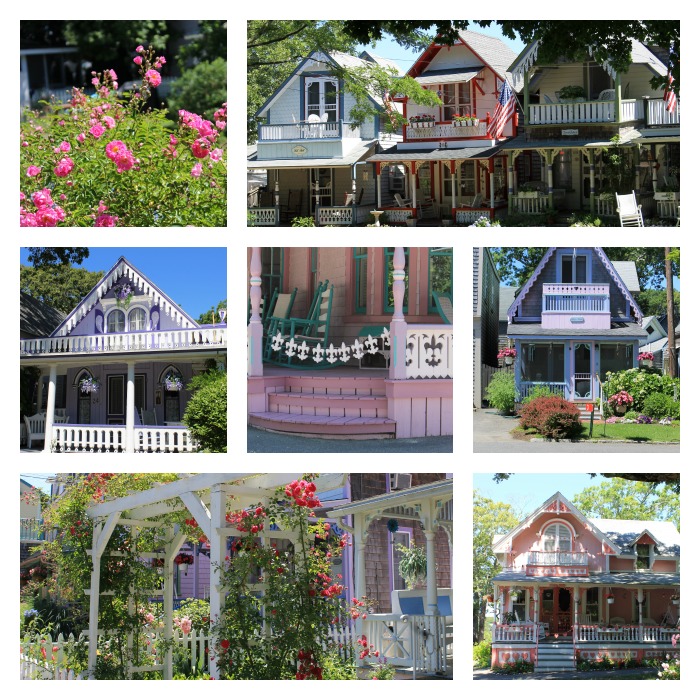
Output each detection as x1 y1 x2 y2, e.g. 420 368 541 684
406 121 488 140
20 328 227 357
528 99 642 125
526 550 589 576
541 284 610 330
258 120 358 141
645 98 680 127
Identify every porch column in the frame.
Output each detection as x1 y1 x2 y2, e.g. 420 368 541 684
514 340 521 400
375 163 382 208
43 364 58 452
533 586 539 624
274 176 280 225
573 585 580 627
614 73 622 123
125 360 135 453
546 151 554 209
424 521 439 674
353 515 368 641
411 169 417 211
209 484 227 680
247 247 263 377
507 152 514 213
389 247 407 380
586 149 596 214
450 161 456 211
637 587 644 638
489 159 495 210
651 144 658 192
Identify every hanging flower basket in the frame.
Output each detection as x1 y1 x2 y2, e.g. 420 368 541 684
510 589 520 600
607 595 615 604
498 347 517 365
638 352 654 368
114 284 133 308
79 377 100 394
671 595 680 605
164 372 184 391
387 518 399 533
175 553 194 573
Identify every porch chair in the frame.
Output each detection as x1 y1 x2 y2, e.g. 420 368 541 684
597 88 616 101
616 192 644 226
432 291 453 324
282 189 304 222
141 409 158 425
263 287 298 333
460 193 484 209
267 283 334 366
23 413 46 449
416 188 438 218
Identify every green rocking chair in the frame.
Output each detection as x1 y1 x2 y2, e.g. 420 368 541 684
432 291 453 324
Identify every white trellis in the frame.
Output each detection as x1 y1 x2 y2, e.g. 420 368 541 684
83 473 347 680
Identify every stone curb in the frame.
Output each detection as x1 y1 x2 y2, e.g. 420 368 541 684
529 438 679 444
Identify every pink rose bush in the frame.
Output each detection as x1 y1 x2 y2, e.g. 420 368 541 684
20 45 226 226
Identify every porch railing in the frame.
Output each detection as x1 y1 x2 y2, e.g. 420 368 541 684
258 120 358 141
20 517 45 541
248 207 279 226
20 328 227 356
575 625 678 644
542 284 610 312
519 382 566 399
406 122 487 139
528 99 642 125
512 195 548 214
454 208 493 224
646 98 680 126
316 205 354 226
51 425 196 453
656 198 679 220
406 325 453 379
382 207 416 223
527 551 588 566
492 623 538 642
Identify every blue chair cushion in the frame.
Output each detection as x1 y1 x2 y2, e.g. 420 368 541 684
437 595 452 616
399 596 425 615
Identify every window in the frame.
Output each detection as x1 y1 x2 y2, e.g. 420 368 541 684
429 247 452 312
521 343 565 383
305 77 338 122
390 529 411 590
585 588 599 621
561 254 588 283
384 248 410 312
128 307 146 331
512 589 527 622
553 150 573 190
636 543 651 569
354 248 368 313
443 162 476 198
600 344 634 376
261 248 283 301
440 82 471 120
543 523 572 552
107 309 125 333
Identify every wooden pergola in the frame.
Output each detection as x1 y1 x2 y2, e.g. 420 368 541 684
84 473 346 679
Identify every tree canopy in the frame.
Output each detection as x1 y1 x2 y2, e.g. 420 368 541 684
21 264 103 315
572 477 679 531
26 247 89 267
196 299 227 325
494 472 680 493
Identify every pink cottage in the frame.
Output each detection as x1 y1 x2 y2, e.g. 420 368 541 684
490 492 679 672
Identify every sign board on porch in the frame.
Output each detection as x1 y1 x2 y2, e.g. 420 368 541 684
292 145 308 156
561 129 579 136
570 316 585 323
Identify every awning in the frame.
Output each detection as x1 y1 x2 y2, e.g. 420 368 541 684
500 131 641 150
247 139 377 170
366 144 505 163
414 67 483 85
507 323 647 338
493 571 679 586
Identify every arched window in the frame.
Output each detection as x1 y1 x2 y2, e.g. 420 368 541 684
107 309 125 333
129 307 146 331
543 523 572 552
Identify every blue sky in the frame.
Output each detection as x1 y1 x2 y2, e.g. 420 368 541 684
473 473 609 517
21 247 227 320
358 23 525 76
21 473 54 494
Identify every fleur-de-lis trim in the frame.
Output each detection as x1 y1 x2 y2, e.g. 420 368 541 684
424 334 443 367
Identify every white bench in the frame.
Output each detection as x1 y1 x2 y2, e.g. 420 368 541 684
23 413 46 449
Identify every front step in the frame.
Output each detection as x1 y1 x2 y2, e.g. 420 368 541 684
249 374 396 439
535 642 575 673
575 403 602 421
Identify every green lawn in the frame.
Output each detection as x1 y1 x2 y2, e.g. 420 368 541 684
512 423 679 443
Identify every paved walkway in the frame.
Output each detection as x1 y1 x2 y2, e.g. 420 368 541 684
248 427 452 453
473 409 520 443
473 667 658 680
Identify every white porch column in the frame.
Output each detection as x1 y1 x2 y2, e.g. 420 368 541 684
209 484 227 680
125 360 135 453
389 247 407 380
248 247 263 377
43 364 58 452
411 171 417 210
573 585 580 627
637 587 644 637
376 165 381 208
353 515 368 642
489 165 495 209
451 168 456 211
533 586 539 624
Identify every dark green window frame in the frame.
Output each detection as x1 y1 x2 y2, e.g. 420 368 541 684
261 247 284 300
429 247 453 312
354 247 368 313
383 247 410 313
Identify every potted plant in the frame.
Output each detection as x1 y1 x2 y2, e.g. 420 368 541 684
472 113 479 126
174 552 194 574
606 593 615 604
79 377 101 394
608 391 634 415
164 372 184 391
396 542 428 589
518 183 540 199
498 347 517 366
671 594 680 605
654 183 679 201
452 114 470 127
509 588 520 600
638 352 654 368
557 85 586 102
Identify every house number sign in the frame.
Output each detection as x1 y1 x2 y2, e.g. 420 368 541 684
562 129 579 136
570 316 585 323
292 145 308 155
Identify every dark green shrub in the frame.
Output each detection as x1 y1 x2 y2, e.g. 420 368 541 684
519 396 583 439
604 368 679 412
485 371 516 414
473 640 492 668
167 58 227 123
183 369 227 452
643 392 680 420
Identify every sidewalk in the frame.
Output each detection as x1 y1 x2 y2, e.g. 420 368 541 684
472 409 520 443
473 667 658 680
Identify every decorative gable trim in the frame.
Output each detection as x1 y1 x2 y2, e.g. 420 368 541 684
595 247 643 324
631 529 661 547
507 247 556 322
51 257 199 337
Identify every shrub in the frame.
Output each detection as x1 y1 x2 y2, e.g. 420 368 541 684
473 640 492 668
292 216 316 226
20 46 226 227
183 369 227 452
519 396 583 439
604 368 680 412
521 385 564 405
167 58 227 123
174 598 210 633
567 212 603 226
485 371 516 414
492 659 534 674
643 392 680 420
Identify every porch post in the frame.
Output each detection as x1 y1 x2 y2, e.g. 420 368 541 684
489 159 495 210
514 340 521 401
248 247 263 377
533 586 539 624
614 73 622 123
573 585 580 627
546 150 554 210
450 162 456 211
507 152 514 213
411 169 417 211
87 523 102 678
424 522 439 674
587 149 596 214
376 162 382 208
274 176 280 225
637 587 644 638
125 360 135 453
209 484 227 680
353 514 368 641
389 247 407 380
43 364 58 452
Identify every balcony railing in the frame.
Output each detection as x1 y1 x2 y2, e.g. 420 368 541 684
528 99 642 125
542 284 610 312
527 551 588 566
258 120 358 141
492 623 538 642
51 425 196 453
20 328 227 356
406 121 487 140
20 517 45 541
646 98 680 126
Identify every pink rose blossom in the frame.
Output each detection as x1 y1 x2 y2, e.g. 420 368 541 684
115 150 136 173
77 133 86 143
32 189 53 208
135 45 144 54
105 140 128 161
92 77 100 87
210 148 223 162
58 119 65 126
180 617 192 635
215 120 226 130
89 124 105 139
94 214 119 227
191 139 210 159
103 116 116 129
59 141 71 152
53 157 74 178
108 69 117 81
20 192 25 201
59 194 67 201
22 141 29 147
133 56 143 65
169 134 178 145
144 69 161 88
26 166 42 177
191 162 203 178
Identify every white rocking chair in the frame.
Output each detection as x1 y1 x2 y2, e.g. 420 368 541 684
616 192 644 227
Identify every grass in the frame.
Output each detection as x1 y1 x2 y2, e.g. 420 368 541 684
510 422 680 443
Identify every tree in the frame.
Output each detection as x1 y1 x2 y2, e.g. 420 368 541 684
183 369 227 452
20 265 103 314
177 20 227 66
341 20 680 94
572 478 679 531
26 247 89 267
247 20 440 144
637 288 679 318
473 491 519 643
493 473 680 493
196 299 227 325
168 57 227 122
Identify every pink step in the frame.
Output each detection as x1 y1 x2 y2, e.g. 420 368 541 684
282 374 386 396
249 412 396 439
268 391 388 418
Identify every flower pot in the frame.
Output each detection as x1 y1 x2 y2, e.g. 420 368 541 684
504 356 514 366
473 119 480 126
613 405 628 416
607 596 615 604
178 563 189 574
641 359 653 368
406 218 417 227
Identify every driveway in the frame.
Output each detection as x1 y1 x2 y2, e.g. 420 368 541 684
473 409 520 443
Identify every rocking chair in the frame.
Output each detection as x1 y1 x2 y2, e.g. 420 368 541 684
432 291 453 324
616 192 644 227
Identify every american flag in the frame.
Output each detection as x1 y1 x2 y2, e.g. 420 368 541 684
664 71 677 113
487 80 516 139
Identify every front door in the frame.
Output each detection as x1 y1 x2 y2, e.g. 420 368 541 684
573 342 592 400
107 374 146 424
542 587 572 635
310 168 332 212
